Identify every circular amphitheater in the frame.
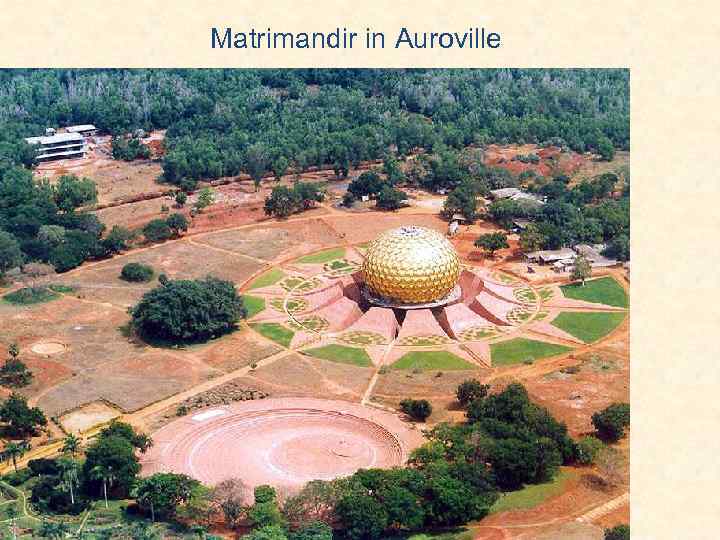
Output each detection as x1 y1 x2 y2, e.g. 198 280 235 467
140 398 424 489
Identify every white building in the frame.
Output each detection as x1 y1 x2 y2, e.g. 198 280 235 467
24 132 86 163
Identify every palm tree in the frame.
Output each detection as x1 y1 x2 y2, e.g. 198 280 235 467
62 433 81 457
57 456 79 505
90 464 116 509
3 440 29 473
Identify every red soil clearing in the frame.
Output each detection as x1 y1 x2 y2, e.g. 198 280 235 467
140 398 423 492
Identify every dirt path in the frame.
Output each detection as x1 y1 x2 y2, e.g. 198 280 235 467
575 492 629 523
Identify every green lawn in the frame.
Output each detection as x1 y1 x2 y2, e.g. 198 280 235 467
250 322 294 347
490 469 576 514
490 338 572 366
248 268 285 289
297 247 346 264
392 351 475 370
551 311 626 343
560 276 628 308
242 295 266 318
304 344 372 367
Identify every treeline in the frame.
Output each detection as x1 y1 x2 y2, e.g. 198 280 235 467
0 68 628 182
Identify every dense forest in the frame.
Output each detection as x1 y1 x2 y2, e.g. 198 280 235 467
0 69 629 178
0 68 629 274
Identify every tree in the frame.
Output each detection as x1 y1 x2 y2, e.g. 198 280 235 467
0 392 47 436
38 520 70 539
288 521 333 540
62 433 81 458
335 493 389 540
604 524 630 540
375 185 406 211
83 435 139 497
121 262 154 283
89 464 116 509
143 219 173 243
456 379 490 408
246 143 270 191
175 191 188 207
382 154 405 185
576 436 605 465
442 180 480 222
570 253 592 285
130 276 246 342
0 344 33 388
597 136 615 161
194 187 215 212
474 232 509 257
102 225 133 255
264 185 299 219
53 175 97 213
166 213 189 236
135 472 201 521
211 477 248 530
603 233 629 262
0 230 23 279
519 224 546 253
592 403 630 442
347 170 384 198
400 398 432 422
272 156 289 182
244 525 288 540
248 485 285 529
57 456 80 505
3 440 29 472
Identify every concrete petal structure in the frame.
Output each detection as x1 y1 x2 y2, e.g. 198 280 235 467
361 226 460 306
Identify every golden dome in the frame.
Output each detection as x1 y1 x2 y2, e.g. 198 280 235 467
361 226 460 305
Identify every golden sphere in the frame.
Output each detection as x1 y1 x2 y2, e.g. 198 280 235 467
361 226 460 305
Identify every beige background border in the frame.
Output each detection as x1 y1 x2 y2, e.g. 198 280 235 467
2 1 720 537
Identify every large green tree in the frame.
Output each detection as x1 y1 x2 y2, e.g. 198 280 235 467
130 276 246 342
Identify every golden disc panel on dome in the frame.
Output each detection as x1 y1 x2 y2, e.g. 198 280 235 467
361 226 460 305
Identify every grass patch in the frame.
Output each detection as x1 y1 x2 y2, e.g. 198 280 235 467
490 469 576 514
242 295 266 318
560 276 628 308
490 338 572 366
297 247 346 264
48 283 76 293
250 322 294 347
304 344 372 367
3 286 60 305
551 311 626 343
248 268 285 290
392 351 475 371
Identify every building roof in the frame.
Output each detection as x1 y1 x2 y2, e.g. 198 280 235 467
526 248 576 262
512 218 532 229
489 188 522 199
574 244 618 267
65 124 97 133
25 132 84 146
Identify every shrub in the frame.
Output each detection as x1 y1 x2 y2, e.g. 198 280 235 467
120 263 154 283
604 524 630 540
142 219 173 243
400 398 432 422
175 191 188 207
592 403 630 442
3 467 33 486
